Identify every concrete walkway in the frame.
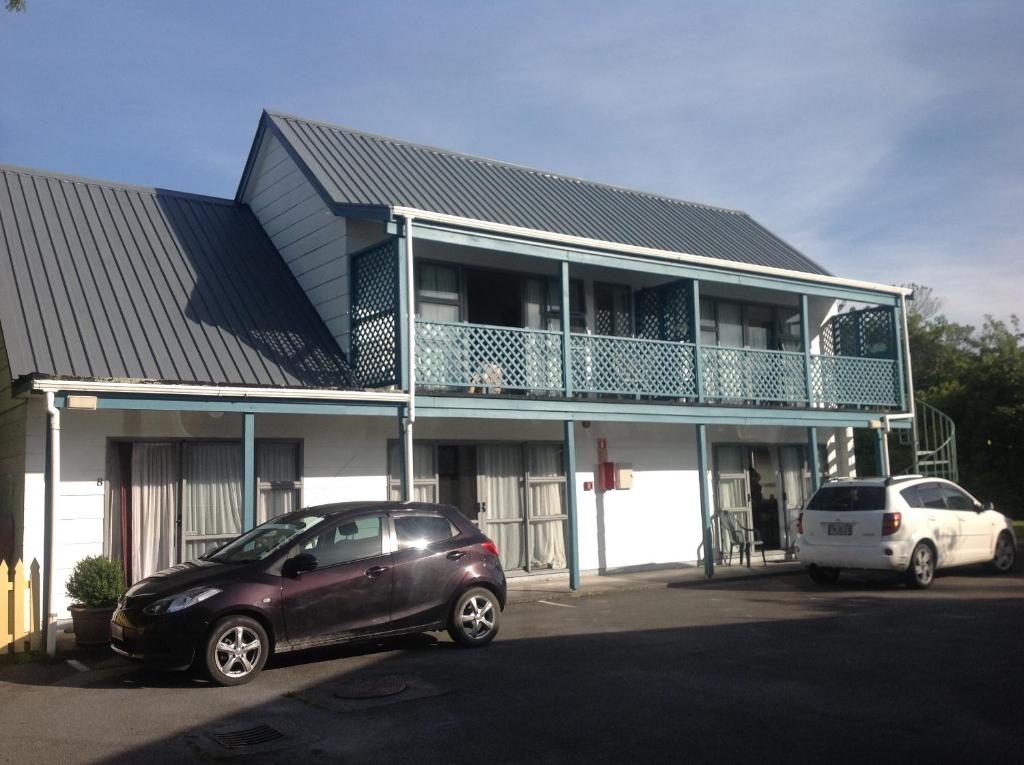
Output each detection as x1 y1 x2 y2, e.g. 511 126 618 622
506 559 803 604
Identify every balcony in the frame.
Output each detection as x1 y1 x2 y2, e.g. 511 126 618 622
414 319 902 410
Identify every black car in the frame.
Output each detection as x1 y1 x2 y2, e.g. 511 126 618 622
110 502 506 685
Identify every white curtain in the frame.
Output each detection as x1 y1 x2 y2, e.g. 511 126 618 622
257 443 298 524
477 445 525 570
528 445 568 569
780 446 805 551
183 443 242 560
131 443 179 581
388 442 437 501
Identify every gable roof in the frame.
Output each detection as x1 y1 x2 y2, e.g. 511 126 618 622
0 164 353 389
242 110 829 276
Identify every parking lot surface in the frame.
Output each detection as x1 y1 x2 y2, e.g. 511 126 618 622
2 566 1022 764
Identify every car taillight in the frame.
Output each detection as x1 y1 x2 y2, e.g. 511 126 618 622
796 513 803 535
882 512 902 536
480 540 499 557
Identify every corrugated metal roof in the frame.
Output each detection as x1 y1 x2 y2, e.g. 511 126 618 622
258 110 829 276
0 164 353 389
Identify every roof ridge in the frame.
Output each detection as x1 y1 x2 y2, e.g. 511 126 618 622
264 109 749 217
0 162 238 206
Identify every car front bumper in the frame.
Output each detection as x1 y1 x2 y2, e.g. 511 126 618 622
796 539 912 572
109 606 208 671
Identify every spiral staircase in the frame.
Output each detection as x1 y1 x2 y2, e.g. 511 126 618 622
898 399 958 481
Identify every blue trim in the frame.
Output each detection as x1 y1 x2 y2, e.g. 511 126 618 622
50 393 402 417
415 394 911 428
410 222 900 306
563 421 580 590
243 414 255 531
560 262 573 396
893 304 908 412
399 410 411 501
808 426 821 492
874 428 886 476
692 280 705 403
696 424 715 578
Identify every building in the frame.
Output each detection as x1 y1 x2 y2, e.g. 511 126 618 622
0 110 916 644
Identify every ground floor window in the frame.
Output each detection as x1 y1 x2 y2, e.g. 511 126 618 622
388 440 568 573
105 439 302 583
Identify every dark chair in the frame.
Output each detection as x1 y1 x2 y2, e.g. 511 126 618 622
721 511 767 568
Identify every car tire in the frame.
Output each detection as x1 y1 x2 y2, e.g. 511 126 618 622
807 565 840 585
203 615 269 686
991 532 1016 574
447 587 500 648
905 542 935 589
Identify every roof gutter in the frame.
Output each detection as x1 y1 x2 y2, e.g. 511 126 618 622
391 205 913 298
29 379 410 404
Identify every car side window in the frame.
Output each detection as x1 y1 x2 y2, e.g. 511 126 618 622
940 486 975 511
917 483 946 510
304 515 384 567
394 514 456 550
899 486 923 508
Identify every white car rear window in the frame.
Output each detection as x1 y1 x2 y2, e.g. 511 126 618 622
807 486 887 512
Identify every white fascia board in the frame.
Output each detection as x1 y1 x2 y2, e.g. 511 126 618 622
30 379 409 403
392 206 912 298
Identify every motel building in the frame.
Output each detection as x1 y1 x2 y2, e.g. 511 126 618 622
0 111 918 646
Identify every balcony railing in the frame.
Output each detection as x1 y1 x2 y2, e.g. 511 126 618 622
415 320 901 409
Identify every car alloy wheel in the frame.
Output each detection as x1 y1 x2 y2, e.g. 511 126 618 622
204 615 269 686
906 543 935 589
448 587 500 647
992 533 1016 573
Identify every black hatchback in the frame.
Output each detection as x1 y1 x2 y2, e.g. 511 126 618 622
110 502 507 685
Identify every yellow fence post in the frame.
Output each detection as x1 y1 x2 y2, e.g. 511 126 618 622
12 560 27 653
1 559 9 652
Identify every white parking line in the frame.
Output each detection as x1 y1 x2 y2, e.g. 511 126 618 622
537 600 576 608
66 659 89 672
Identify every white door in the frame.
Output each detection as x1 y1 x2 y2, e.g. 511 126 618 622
939 483 991 564
477 445 526 571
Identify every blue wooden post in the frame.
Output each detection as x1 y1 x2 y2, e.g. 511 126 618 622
397 234 411 392
563 420 580 589
696 424 715 578
560 261 573 396
874 427 889 476
801 294 813 407
691 280 705 403
243 413 256 530
399 411 411 501
808 426 821 491
892 304 907 412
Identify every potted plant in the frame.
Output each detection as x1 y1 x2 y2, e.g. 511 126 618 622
66 556 125 645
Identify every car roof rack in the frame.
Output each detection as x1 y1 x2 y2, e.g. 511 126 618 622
884 475 923 486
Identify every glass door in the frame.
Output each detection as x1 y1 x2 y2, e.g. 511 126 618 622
779 445 810 553
182 442 243 561
526 445 568 571
477 445 527 571
713 445 751 561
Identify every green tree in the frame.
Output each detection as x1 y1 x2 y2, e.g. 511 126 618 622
6 0 27 12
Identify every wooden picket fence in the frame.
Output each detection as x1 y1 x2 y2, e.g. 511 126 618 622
2 559 40 654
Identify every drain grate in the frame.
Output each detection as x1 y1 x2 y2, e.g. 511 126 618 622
334 674 409 700
210 724 286 750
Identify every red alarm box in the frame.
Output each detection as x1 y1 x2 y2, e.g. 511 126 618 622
596 461 617 492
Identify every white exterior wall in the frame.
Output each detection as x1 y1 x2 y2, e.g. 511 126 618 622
241 132 388 355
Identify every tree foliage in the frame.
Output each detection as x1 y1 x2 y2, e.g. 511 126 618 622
5 0 27 12
905 285 1024 517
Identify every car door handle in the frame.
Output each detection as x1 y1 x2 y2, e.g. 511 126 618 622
364 565 390 578
446 550 467 561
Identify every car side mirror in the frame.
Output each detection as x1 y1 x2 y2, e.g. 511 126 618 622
982 501 995 513
282 552 318 578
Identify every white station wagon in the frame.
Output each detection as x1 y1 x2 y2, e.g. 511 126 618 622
796 476 1017 588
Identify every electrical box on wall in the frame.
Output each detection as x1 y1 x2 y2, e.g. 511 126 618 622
596 462 634 492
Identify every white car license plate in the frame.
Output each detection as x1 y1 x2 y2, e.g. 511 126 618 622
827 523 853 536
110 622 123 641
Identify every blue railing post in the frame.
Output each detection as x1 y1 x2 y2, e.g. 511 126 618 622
396 234 411 392
801 294 813 407
560 261 572 396
808 426 821 492
563 420 580 589
691 280 705 403
696 424 715 578
892 304 907 412
243 413 256 530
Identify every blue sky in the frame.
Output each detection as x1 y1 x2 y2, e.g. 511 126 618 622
2 1 1021 325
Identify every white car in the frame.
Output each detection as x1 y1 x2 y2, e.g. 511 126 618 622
796 476 1017 588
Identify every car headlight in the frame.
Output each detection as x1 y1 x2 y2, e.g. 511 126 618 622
143 587 221 616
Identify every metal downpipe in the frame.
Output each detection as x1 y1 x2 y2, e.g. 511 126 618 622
44 392 60 656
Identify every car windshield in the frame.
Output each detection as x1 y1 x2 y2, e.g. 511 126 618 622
204 512 327 563
807 485 887 512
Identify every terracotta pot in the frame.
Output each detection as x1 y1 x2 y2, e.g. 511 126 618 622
69 604 116 646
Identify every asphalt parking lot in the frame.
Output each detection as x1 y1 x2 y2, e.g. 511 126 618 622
2 566 1022 764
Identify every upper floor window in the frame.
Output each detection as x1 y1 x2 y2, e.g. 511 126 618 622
701 298 803 352
417 263 461 322
594 282 632 337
